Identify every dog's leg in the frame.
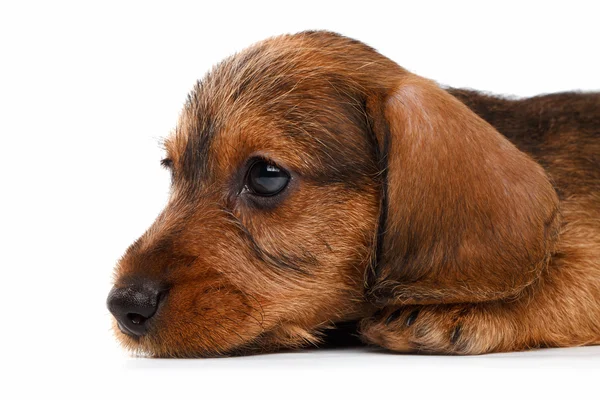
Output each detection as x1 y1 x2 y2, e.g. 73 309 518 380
360 288 600 355
361 216 600 354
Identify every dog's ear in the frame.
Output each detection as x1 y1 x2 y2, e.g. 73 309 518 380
364 74 560 306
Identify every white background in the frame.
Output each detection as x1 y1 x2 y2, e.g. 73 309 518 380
1 0 599 399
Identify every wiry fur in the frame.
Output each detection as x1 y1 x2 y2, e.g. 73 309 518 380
109 31 600 356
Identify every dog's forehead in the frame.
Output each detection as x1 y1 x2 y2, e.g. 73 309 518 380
164 34 380 187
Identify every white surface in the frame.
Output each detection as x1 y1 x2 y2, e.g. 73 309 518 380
10 345 600 399
0 1 598 399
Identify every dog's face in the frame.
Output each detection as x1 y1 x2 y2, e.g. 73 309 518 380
108 33 384 357
108 32 559 357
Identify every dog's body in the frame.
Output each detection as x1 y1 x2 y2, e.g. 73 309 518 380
108 31 600 356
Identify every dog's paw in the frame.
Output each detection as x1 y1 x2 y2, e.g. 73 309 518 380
360 303 508 355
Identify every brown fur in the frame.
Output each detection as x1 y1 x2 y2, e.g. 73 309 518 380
109 31 600 356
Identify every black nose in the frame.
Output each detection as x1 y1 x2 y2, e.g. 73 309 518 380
107 282 165 337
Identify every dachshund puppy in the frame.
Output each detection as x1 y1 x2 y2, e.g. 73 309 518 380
107 31 600 356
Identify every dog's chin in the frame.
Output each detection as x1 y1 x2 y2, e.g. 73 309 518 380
112 331 218 358
111 316 339 358
110 319 283 358
111 326 152 357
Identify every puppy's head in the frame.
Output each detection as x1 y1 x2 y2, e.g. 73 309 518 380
107 31 559 357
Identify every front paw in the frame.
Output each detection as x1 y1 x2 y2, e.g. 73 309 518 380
360 304 502 355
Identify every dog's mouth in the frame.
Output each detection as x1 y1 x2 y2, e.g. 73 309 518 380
109 294 269 357
111 310 364 358
111 321 267 358
116 320 143 338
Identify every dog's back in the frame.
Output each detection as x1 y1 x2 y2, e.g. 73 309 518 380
449 89 600 201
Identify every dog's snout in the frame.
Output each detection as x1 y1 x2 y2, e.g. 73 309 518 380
107 283 165 337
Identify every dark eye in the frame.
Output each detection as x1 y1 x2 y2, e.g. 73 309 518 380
160 158 173 169
246 160 290 196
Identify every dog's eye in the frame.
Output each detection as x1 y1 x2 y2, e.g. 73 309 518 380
160 158 173 169
245 161 290 196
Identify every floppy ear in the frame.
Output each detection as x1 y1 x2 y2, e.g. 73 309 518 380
365 74 560 306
